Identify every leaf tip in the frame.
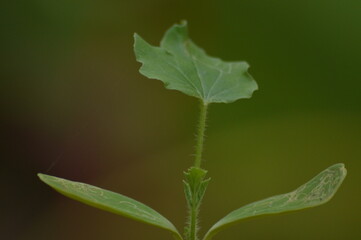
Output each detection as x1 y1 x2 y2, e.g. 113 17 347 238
38 173 53 185
329 163 347 179
180 19 188 26
37 173 45 181
338 163 347 179
133 33 141 46
133 33 150 61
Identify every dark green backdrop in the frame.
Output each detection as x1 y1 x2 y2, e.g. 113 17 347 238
1 0 360 239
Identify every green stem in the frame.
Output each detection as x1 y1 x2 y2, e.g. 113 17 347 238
185 100 209 240
194 101 208 168
189 207 198 240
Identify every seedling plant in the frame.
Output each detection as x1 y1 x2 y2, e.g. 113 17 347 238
39 22 347 240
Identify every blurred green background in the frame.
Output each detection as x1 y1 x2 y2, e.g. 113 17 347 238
1 0 360 239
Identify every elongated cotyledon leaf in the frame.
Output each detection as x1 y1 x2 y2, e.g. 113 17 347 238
38 174 183 240
203 163 347 240
134 21 258 104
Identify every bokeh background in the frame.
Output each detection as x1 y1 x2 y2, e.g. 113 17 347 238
2 0 360 239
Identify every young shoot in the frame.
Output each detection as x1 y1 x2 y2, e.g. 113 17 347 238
38 22 347 240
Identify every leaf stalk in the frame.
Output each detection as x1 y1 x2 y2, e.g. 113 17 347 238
194 101 209 168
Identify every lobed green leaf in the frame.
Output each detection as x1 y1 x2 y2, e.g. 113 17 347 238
203 163 347 240
134 21 258 104
38 174 183 240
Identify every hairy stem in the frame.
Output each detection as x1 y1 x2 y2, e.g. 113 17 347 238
189 207 198 240
194 101 208 168
185 101 209 240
